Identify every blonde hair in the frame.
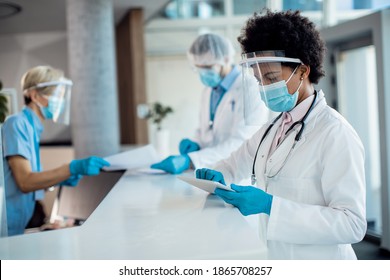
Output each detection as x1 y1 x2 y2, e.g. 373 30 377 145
21 65 64 104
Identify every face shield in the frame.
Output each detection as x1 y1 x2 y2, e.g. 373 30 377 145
34 78 73 125
187 34 235 88
240 51 303 124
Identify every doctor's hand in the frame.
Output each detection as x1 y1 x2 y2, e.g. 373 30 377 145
179 138 200 154
195 168 225 185
150 155 190 174
60 174 83 187
215 184 273 216
69 156 110 176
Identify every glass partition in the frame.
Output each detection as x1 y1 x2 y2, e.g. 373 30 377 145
336 45 382 236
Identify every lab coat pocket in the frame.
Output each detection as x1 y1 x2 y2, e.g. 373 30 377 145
268 176 323 205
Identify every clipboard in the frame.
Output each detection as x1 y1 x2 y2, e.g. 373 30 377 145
177 176 234 194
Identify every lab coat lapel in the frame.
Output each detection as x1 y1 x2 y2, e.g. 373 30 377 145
254 117 281 188
291 90 327 149
255 91 327 188
266 92 327 168
302 90 326 135
265 130 297 177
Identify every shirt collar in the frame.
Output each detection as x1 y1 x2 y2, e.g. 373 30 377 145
285 94 316 123
23 107 44 136
219 65 240 91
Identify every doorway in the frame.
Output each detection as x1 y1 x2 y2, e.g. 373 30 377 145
336 45 382 236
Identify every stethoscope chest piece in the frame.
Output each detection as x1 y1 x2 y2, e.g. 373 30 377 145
208 120 213 130
251 174 256 185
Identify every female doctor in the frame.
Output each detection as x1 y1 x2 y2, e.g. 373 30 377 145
196 10 366 259
151 33 272 174
2 65 110 236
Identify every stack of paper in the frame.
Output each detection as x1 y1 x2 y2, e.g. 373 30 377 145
103 144 160 171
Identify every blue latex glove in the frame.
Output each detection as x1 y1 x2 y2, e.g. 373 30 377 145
179 138 200 154
150 155 190 174
195 168 225 185
69 156 110 176
60 174 83 187
215 184 273 216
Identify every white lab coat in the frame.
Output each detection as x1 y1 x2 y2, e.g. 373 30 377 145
214 90 367 260
188 70 272 168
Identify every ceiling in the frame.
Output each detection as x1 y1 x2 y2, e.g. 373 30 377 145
0 0 170 35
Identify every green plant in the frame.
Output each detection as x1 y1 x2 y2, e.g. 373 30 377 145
142 102 174 130
0 80 9 123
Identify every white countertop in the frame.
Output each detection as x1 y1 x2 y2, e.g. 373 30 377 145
0 171 267 259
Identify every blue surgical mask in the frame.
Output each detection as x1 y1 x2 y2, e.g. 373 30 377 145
260 68 302 112
199 69 222 88
39 105 53 119
37 97 64 120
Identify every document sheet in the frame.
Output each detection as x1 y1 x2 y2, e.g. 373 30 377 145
103 144 160 171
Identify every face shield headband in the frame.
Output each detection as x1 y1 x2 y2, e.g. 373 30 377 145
240 52 304 124
27 79 73 125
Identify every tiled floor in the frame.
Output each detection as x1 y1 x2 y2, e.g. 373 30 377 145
353 240 390 260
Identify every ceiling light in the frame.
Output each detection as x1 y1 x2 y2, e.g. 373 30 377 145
0 1 22 19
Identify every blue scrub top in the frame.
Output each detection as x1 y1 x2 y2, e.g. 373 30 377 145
2 107 43 236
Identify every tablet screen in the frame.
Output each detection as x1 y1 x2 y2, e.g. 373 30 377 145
177 176 234 194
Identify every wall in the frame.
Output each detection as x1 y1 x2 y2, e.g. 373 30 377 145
146 55 203 154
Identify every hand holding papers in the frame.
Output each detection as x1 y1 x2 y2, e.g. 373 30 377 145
177 176 234 194
103 145 160 171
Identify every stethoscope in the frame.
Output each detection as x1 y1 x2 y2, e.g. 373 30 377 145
251 91 318 186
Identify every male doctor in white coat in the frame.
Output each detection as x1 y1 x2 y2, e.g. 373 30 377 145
151 33 272 174
196 10 367 259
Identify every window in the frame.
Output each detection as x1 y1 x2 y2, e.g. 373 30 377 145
164 0 225 19
233 0 267 15
283 0 322 11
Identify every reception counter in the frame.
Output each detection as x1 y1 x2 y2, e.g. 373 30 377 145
0 170 267 259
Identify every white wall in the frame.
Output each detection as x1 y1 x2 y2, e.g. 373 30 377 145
146 55 203 154
0 31 71 142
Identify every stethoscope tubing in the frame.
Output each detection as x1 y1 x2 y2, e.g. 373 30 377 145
251 91 318 185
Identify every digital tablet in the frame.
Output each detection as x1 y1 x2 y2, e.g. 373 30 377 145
177 176 234 194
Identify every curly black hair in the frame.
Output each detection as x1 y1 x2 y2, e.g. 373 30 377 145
238 9 326 84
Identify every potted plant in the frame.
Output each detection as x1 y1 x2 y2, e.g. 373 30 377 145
0 80 9 123
138 102 173 130
137 102 174 158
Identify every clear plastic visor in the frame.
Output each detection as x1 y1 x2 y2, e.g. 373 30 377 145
34 79 73 125
240 51 302 124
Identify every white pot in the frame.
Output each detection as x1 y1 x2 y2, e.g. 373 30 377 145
155 129 170 159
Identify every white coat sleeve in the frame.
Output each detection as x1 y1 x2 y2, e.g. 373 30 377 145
267 121 367 245
189 88 269 169
190 88 209 145
212 126 268 186
189 127 258 169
